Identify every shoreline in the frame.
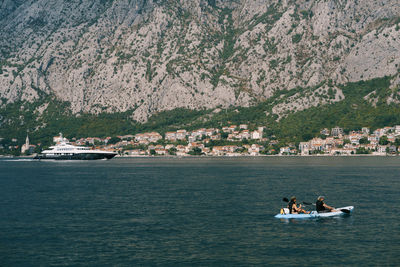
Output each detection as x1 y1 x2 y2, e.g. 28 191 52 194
115 154 398 158
1 154 399 159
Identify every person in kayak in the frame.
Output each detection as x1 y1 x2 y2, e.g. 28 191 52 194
288 196 310 214
316 196 336 212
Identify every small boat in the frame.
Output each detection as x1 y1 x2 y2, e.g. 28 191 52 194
34 133 117 160
274 206 354 219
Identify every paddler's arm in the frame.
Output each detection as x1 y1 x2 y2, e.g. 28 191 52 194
323 203 334 210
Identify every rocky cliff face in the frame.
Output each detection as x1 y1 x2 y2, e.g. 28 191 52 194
1 0 399 121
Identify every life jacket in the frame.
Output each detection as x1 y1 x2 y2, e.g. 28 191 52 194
316 200 326 212
288 200 295 214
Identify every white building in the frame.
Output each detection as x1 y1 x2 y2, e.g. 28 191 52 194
299 142 310 155
331 127 344 137
165 132 177 141
394 125 400 136
320 128 330 136
53 134 64 143
362 127 370 135
21 134 35 154
251 130 262 140
176 130 188 140
373 128 387 137
135 132 162 143
349 133 362 145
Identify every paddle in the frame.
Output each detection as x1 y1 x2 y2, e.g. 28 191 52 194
339 209 351 214
303 201 350 213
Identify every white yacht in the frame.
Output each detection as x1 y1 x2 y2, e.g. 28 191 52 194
34 133 117 160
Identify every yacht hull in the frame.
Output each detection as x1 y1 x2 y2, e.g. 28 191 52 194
34 153 117 160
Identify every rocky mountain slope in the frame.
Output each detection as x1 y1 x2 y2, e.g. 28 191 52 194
0 0 399 122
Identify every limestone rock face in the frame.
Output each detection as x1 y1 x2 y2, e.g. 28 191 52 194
0 0 399 121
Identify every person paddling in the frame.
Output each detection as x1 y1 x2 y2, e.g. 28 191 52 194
316 196 337 212
288 196 310 214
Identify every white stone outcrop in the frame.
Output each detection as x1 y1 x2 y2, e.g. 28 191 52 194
0 0 399 121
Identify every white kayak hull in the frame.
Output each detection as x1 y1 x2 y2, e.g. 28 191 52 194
274 206 354 219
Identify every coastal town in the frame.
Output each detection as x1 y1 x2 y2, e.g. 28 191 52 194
8 124 400 157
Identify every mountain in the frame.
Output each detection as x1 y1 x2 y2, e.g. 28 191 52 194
0 0 399 137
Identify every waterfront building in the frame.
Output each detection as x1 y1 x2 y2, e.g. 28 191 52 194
228 125 237 132
211 134 221 140
320 128 330 136
155 148 167 155
362 127 370 135
388 145 397 154
395 125 400 135
387 135 396 143
299 142 310 155
190 128 206 140
205 128 217 136
165 144 175 150
212 146 225 156
222 126 230 133
384 126 394 133
201 147 211 155
176 145 186 153
248 144 263 156
165 132 177 141
349 132 363 145
331 127 344 137
135 132 162 143
118 135 134 140
53 134 63 143
251 130 262 140
176 130 188 140
310 137 326 151
375 145 389 155
126 149 146 156
373 128 386 137
148 132 162 143
21 134 35 154
240 130 251 139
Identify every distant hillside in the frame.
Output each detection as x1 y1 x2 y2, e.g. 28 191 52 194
2 77 400 150
0 0 399 143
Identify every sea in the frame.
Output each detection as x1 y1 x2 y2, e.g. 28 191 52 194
0 156 399 266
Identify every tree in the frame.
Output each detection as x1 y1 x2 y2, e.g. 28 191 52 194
356 147 371 154
94 139 103 146
188 147 202 155
379 135 389 145
302 133 313 141
359 137 370 144
394 138 400 147
108 136 121 144
168 147 177 155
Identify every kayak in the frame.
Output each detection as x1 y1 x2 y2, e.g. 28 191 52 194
274 206 354 219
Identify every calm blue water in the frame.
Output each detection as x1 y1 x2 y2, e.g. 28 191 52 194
1 157 399 266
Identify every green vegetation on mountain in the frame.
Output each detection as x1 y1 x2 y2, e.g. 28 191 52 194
1 76 400 154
